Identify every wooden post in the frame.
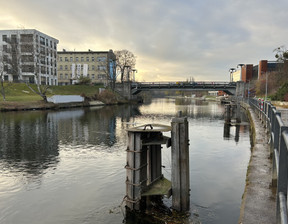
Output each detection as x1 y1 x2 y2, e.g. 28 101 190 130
171 114 190 211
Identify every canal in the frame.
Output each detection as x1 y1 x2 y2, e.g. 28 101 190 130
0 98 251 224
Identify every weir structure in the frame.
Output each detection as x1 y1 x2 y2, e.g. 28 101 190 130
124 113 190 216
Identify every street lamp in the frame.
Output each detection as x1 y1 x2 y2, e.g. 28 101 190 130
131 69 137 82
229 68 236 82
265 72 268 101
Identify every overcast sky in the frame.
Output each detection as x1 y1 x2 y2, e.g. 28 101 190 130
1 0 288 82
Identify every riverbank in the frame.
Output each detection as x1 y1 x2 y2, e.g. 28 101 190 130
0 83 133 111
0 100 107 112
238 103 276 223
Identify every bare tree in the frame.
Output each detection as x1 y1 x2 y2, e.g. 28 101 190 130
274 45 288 62
114 50 136 83
4 32 54 102
23 51 50 102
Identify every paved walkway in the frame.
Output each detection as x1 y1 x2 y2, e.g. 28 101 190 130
239 105 276 224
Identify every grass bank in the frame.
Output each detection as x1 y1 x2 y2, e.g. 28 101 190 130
0 82 105 111
0 82 103 102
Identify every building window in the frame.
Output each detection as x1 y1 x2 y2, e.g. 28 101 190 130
97 56 106 62
86 57 89 62
3 45 7 52
98 74 106 80
91 74 95 79
92 65 95 70
2 35 7 42
65 65 68 70
59 65 63 70
65 74 68 79
70 57 73 62
81 57 84 62
98 65 106 71
65 57 68 62
40 36 45 45
76 57 79 62
59 57 62 61
91 57 95 61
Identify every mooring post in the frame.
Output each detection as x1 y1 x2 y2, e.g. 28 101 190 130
225 104 231 123
236 100 241 124
171 112 190 211
126 131 147 211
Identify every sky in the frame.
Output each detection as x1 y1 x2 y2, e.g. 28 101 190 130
0 0 288 82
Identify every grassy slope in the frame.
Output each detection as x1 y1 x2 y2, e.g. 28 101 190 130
0 83 103 102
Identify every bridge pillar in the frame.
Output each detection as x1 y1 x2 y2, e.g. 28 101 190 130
115 82 132 100
236 81 245 97
123 82 132 100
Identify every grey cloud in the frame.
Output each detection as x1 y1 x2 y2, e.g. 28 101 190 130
1 0 288 81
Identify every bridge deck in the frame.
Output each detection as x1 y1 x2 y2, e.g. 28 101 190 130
131 81 237 95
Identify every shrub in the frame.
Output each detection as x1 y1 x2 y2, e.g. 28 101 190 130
270 81 288 101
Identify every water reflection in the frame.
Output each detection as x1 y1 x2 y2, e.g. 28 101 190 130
0 111 59 176
0 105 141 175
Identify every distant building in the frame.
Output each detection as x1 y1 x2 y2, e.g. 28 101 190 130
0 29 59 85
57 50 116 86
256 60 288 79
231 64 253 83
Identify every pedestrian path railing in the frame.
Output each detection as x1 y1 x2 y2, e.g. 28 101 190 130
249 98 288 224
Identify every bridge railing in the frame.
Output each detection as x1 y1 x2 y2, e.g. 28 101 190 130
131 81 236 88
248 98 288 224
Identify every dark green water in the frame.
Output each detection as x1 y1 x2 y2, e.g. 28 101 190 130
0 98 250 223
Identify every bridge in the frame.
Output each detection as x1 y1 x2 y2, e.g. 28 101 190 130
130 81 237 95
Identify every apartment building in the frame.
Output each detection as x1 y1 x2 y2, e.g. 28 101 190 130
57 49 116 86
0 29 59 85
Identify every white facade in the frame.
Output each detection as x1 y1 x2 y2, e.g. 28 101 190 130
0 29 59 85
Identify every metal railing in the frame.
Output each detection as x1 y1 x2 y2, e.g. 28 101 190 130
249 98 288 224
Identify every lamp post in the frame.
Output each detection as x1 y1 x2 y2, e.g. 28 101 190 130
229 68 236 82
265 72 268 101
131 69 137 82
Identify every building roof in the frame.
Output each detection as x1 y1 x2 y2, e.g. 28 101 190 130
58 50 113 54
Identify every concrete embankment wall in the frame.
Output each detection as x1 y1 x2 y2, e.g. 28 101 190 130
238 103 276 224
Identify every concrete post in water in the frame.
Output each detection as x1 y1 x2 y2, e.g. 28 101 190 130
236 100 241 124
225 104 232 123
171 112 190 211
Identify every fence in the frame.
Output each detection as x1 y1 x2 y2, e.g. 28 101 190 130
248 98 288 224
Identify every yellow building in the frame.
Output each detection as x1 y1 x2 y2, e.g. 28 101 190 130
231 69 241 82
57 49 116 85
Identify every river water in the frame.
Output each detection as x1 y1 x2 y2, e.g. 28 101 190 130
0 98 251 224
